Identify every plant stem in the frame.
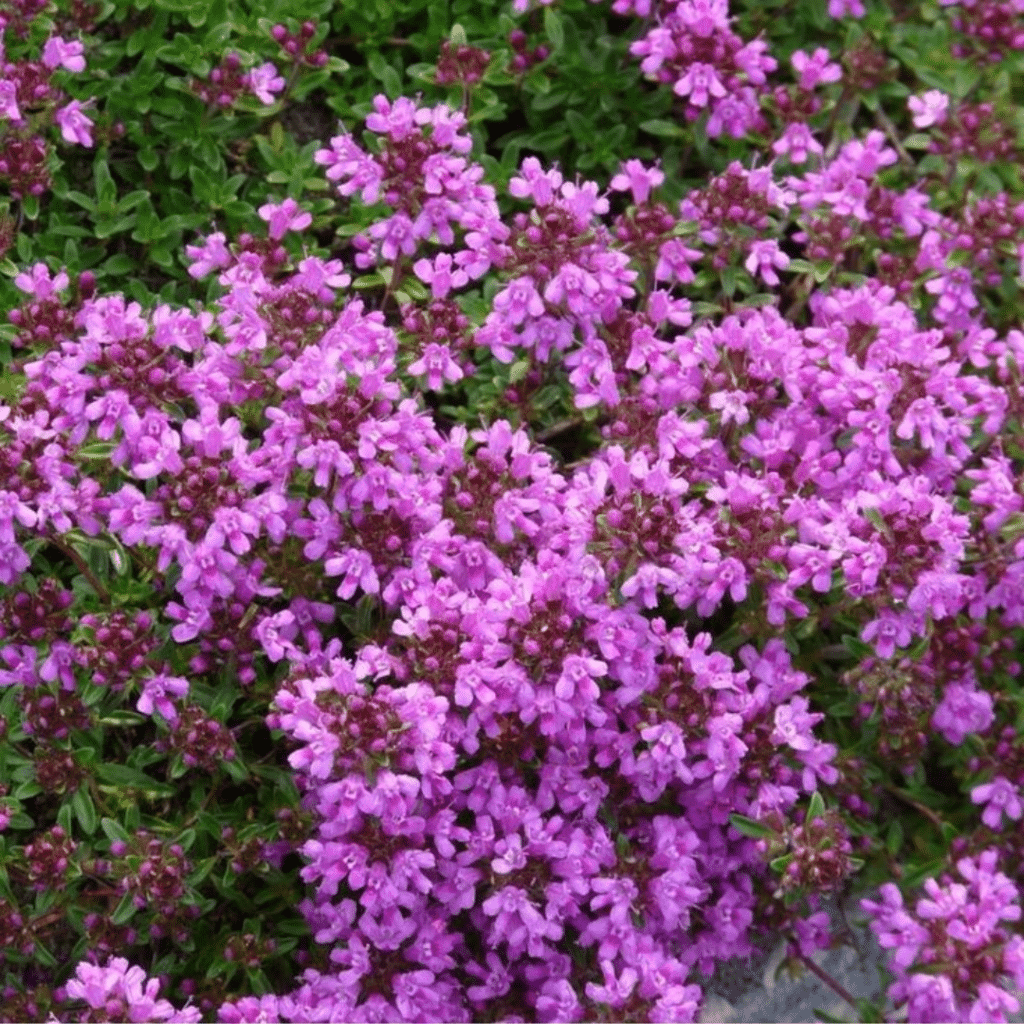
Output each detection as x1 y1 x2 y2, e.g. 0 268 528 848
799 953 860 1011
536 415 584 443
49 536 111 604
874 107 912 167
883 784 945 831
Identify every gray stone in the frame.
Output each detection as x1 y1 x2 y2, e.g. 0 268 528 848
698 897 886 1024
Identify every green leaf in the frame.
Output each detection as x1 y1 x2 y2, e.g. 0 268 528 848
721 264 738 298
813 1008 852 1023
564 108 589 142
524 125 569 151
729 813 777 840
130 199 165 244
14 780 43 800
57 801 73 834
863 506 893 538
854 998 888 1024
111 891 138 925
0 372 25 402
189 164 216 204
787 258 816 275
806 790 826 823
71 788 98 835
367 51 402 97
189 856 219 886
222 757 249 782
196 811 222 839
222 199 255 219
101 817 131 843
100 254 138 275
903 133 933 150
94 215 138 239
204 20 232 49
95 763 175 796
398 276 429 302
508 359 530 384
906 633 931 660
543 7 564 51
524 67 551 94
116 189 151 214
639 119 685 139
248 764 299 801
886 820 904 856
61 190 98 213
246 969 273 995
32 941 58 968
841 634 875 659
94 157 118 209
208 681 239 720
98 709 147 726
352 273 384 290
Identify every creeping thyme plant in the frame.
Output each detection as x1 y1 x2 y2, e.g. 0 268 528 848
2 0 1024 1021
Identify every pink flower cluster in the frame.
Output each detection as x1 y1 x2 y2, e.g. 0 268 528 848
627 0 776 137
62 956 201 1022
190 52 285 109
0 120 844 1018
0 19 92 203
862 851 1024 1023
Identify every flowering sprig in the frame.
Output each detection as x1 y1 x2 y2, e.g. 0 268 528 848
628 0 777 138
61 956 201 1023
0 24 93 205
862 851 1024 1023
190 53 285 110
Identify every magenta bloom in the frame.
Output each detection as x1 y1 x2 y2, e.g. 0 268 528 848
0 80 21 122
972 777 1024 829
407 344 464 391
243 61 285 104
610 158 665 204
14 262 70 299
745 239 790 286
258 198 312 240
136 673 189 722
908 90 950 128
42 36 86 72
185 232 231 279
861 609 915 659
790 47 842 90
55 100 94 146
673 62 727 107
493 276 545 325
413 252 469 299
64 957 201 1022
